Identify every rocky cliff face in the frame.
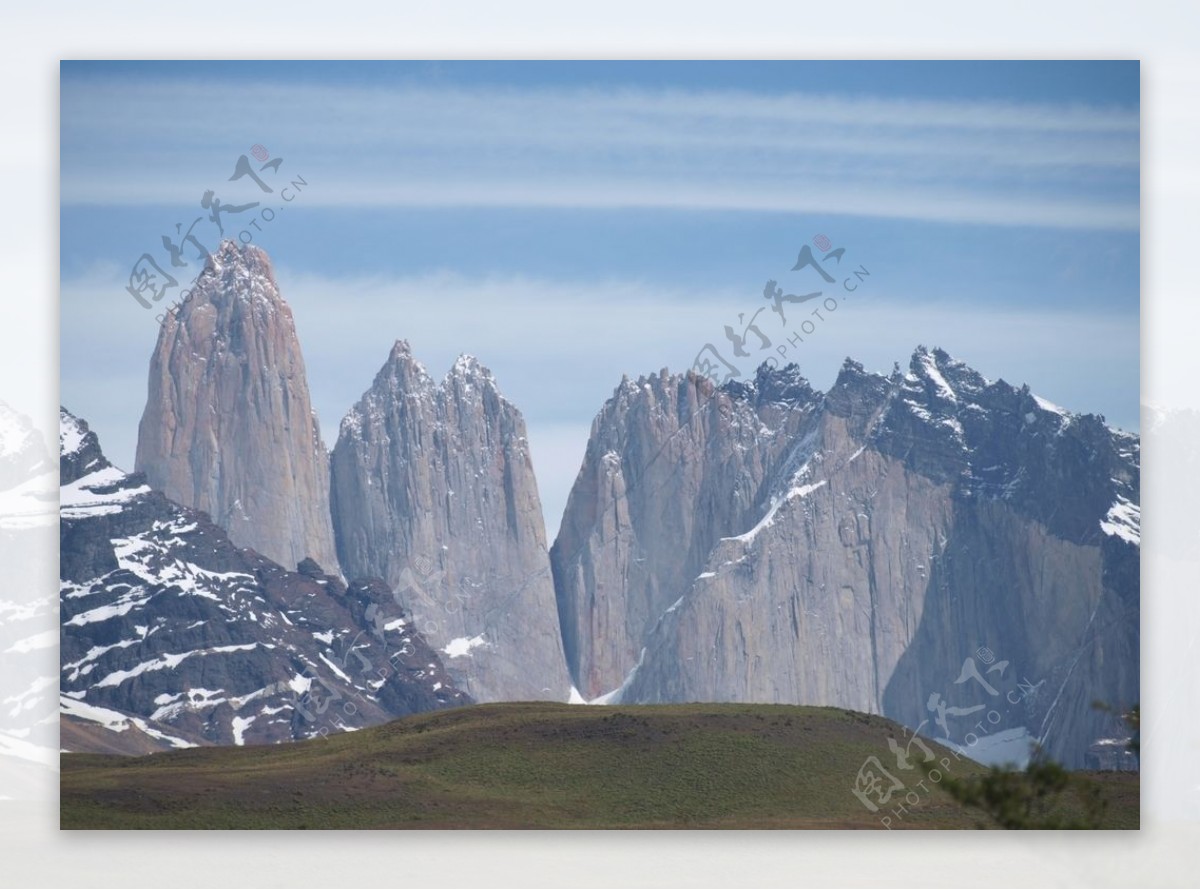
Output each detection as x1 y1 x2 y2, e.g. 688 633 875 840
134 240 338 572
62 408 467 753
329 342 571 703
552 348 1140 768
550 363 820 701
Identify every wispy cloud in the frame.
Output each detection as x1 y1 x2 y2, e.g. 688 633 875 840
62 263 1140 458
60 79 1138 230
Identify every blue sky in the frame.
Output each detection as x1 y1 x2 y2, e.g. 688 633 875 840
60 61 1140 536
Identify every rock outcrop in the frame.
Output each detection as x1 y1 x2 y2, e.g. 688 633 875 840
552 348 1140 768
329 342 571 703
550 363 820 701
134 240 338 572
62 408 467 752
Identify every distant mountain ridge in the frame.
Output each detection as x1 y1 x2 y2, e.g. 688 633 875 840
552 348 1139 768
69 240 1138 770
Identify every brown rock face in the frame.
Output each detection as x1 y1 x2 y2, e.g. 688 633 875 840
134 241 339 572
552 349 1140 768
329 342 571 703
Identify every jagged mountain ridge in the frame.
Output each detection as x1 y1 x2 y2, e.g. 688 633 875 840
551 347 1139 768
330 341 572 703
105 235 1137 767
135 241 339 572
127 240 572 706
61 408 467 753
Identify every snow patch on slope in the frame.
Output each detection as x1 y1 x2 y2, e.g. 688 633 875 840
58 411 86 457
1100 494 1140 545
588 648 647 705
60 695 197 750
915 349 958 402
441 634 487 658
60 465 151 519
726 478 827 543
231 715 256 746
1033 394 1068 416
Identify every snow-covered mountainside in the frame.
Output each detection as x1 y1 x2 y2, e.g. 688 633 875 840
61 408 467 754
552 347 1140 769
0 401 57 796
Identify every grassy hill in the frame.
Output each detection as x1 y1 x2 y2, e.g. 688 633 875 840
60 702 1139 829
